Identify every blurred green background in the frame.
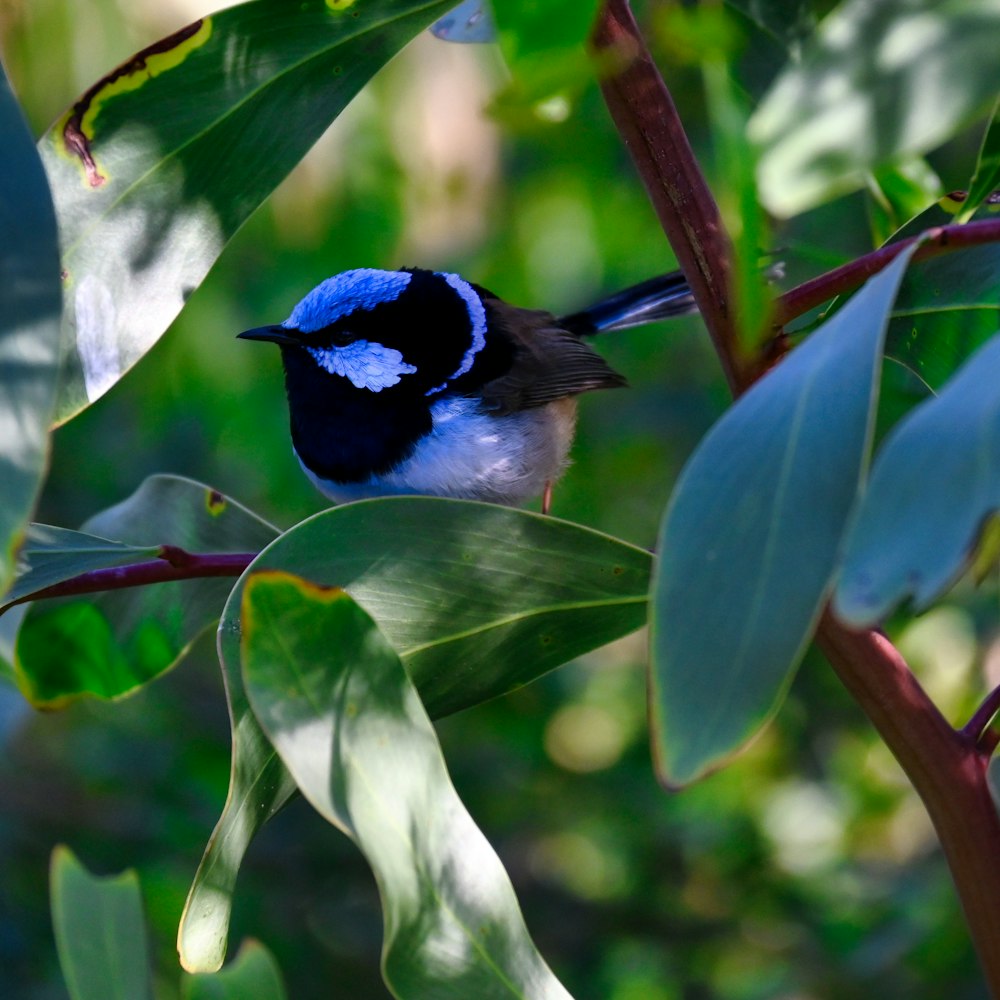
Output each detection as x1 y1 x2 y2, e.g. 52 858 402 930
0 0 996 996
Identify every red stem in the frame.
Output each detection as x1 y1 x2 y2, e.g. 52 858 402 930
817 617 1000 991
777 218 1000 325
964 683 1000 749
3 548 254 610
591 0 746 394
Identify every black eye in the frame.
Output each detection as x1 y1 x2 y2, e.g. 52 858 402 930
318 325 355 347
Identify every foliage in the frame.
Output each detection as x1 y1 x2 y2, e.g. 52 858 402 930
1 0 1000 998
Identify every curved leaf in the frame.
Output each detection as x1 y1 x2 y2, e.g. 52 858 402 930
0 64 62 598
835 327 1000 625
182 940 287 1000
651 248 917 787
15 475 276 705
50 847 152 1000
41 0 453 423
180 497 649 972
749 0 1000 217
241 571 573 999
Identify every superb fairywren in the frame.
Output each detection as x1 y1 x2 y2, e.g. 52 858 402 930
238 267 696 508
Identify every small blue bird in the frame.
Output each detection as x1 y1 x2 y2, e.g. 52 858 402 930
238 267 695 509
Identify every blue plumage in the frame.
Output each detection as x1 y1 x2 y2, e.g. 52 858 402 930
239 266 697 507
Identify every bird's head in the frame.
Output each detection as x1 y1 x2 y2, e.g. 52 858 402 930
238 267 502 398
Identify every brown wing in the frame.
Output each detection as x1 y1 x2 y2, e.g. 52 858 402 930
477 300 626 415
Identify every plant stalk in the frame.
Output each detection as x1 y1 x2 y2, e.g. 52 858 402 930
593 1 1000 992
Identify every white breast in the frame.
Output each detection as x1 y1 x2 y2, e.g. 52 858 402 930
298 396 578 506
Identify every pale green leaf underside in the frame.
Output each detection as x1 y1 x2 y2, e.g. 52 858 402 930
241 572 573 999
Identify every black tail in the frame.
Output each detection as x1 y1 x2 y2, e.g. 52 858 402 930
559 270 697 335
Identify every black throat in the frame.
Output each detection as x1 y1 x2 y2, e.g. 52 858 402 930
281 347 432 484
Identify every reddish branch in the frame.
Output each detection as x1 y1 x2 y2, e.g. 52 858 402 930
591 0 747 394
777 218 1000 325
3 548 254 611
593 0 1000 992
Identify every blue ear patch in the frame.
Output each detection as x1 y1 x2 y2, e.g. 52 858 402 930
286 268 412 333
307 340 417 392
425 271 487 396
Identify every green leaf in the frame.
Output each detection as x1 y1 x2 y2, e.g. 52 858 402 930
887 241 1000 390
651 247 917 787
865 157 943 246
961 96 1000 220
50 846 153 1000
749 0 1000 217
724 0 817 54
240 571 573 1000
182 940 287 1000
0 62 62 598
1 524 158 614
487 0 601 127
180 497 649 972
41 0 453 424
15 475 276 705
835 327 1000 625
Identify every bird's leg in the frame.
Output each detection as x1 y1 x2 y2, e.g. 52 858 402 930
541 480 553 516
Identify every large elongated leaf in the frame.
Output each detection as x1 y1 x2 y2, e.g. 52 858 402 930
835 327 1000 625
50 847 152 1000
42 0 452 423
749 0 1000 217
241 571 573 999
15 475 276 705
0 64 62 599
651 248 917 787
180 497 649 972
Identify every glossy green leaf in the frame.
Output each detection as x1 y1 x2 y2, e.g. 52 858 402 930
241 571 573 999
180 497 649 972
961 96 1000 220
835 327 1000 625
887 241 1000 390
749 0 1000 217
50 846 152 1000
15 475 276 706
42 0 453 424
183 940 287 1000
1 524 158 614
0 63 62 598
651 248 917 787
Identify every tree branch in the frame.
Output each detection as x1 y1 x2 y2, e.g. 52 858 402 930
817 616 1000 992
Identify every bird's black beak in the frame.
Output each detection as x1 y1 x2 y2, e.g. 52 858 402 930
237 325 300 345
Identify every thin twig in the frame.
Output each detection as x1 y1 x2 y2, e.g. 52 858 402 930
963 684 1000 749
2 549 255 611
776 218 1000 326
